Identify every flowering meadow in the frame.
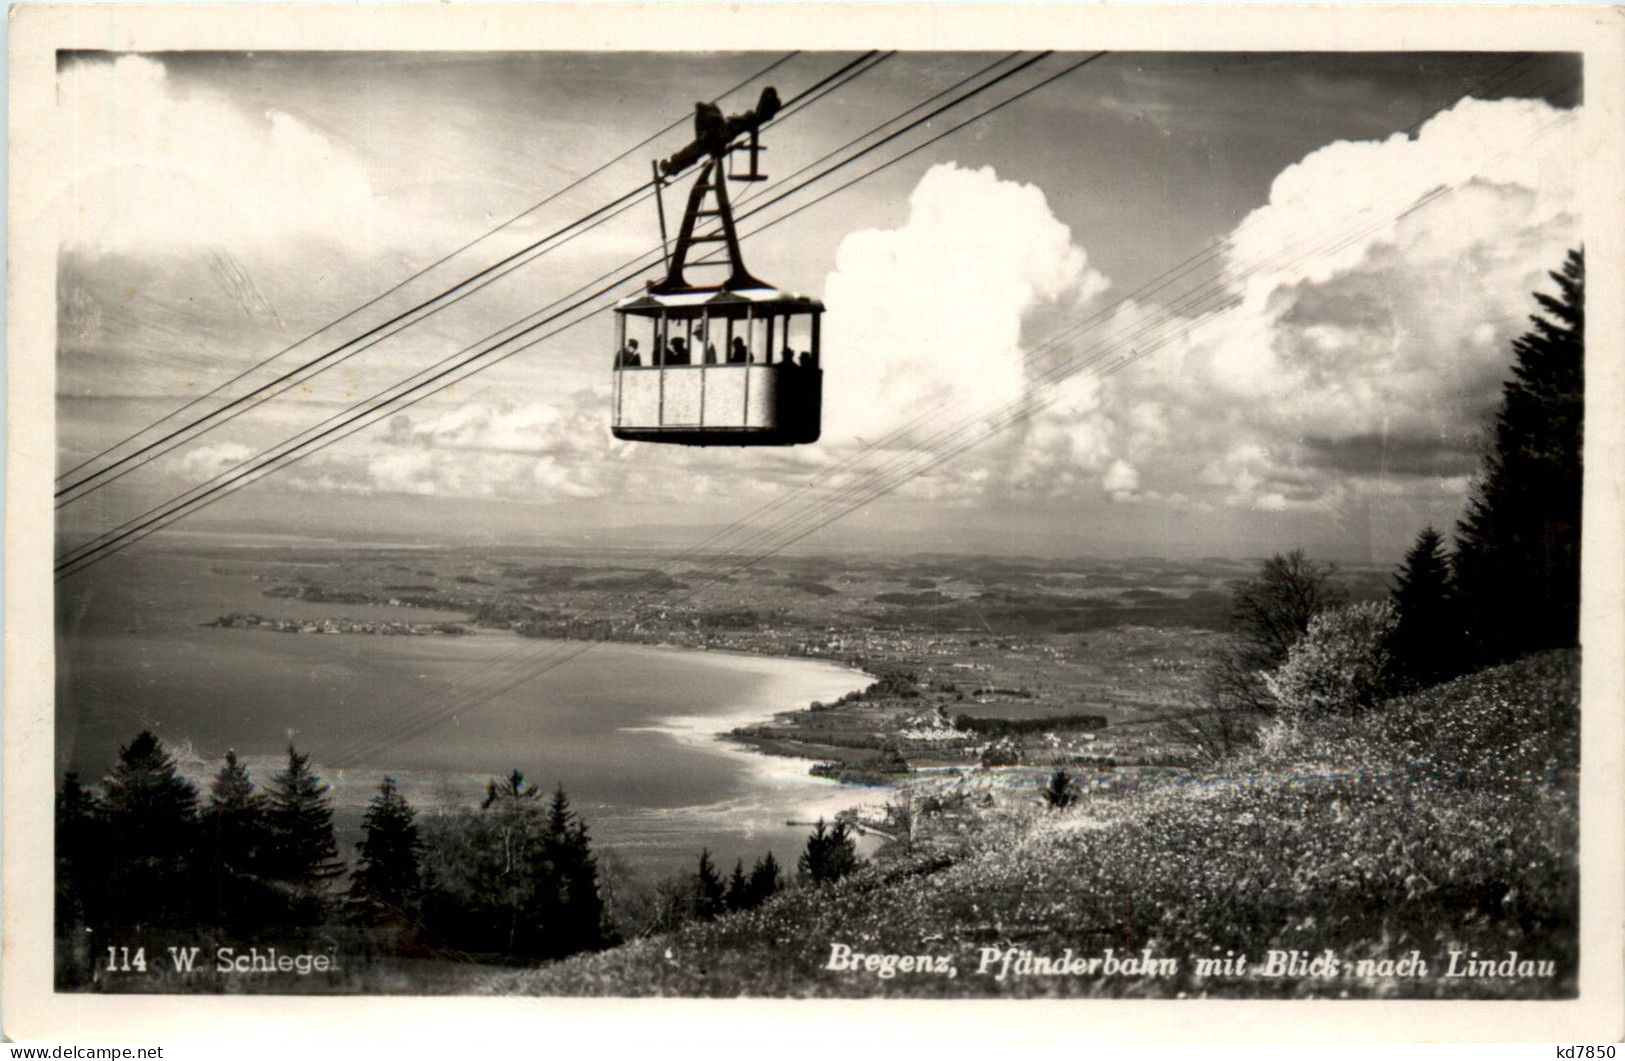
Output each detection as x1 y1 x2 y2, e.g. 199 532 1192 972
496 651 1578 997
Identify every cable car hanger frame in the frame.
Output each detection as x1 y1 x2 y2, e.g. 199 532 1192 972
610 86 825 447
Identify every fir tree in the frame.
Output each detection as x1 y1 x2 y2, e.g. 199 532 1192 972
1454 248 1583 663
55 771 107 935
542 785 610 954
747 852 783 908
264 744 342 924
1389 527 1460 686
101 730 199 928
199 749 272 928
724 859 750 912
348 777 423 927
693 848 726 920
798 818 859 887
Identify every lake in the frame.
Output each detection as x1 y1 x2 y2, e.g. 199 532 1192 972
56 550 875 879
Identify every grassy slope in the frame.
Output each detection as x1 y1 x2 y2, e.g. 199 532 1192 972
490 651 1578 998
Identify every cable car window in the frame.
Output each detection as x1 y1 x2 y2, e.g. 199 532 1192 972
647 313 664 367
697 312 719 364
743 312 768 365
783 314 814 366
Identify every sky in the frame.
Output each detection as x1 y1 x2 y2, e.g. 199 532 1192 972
53 50 1583 561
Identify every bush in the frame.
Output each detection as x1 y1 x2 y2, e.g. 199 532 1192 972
979 738 1021 767
1264 601 1398 719
1041 770 1079 809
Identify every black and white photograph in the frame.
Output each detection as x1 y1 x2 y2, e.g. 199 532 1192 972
5 2 1623 1041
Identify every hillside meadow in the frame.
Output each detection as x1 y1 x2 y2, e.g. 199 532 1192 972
484 651 1578 998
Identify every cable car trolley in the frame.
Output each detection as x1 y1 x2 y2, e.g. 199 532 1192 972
612 88 823 446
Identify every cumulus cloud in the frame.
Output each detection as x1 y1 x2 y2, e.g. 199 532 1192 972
1019 95 1579 514
112 95 1581 541
178 441 258 480
268 396 614 501
57 56 389 255
820 163 1109 460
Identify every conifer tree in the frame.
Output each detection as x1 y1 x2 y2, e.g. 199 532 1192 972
348 777 423 926
798 819 859 886
199 749 272 927
724 859 750 912
1389 527 1460 686
747 852 783 907
55 771 108 934
693 848 726 920
101 730 199 927
264 744 342 924
1454 248 1584 663
542 785 610 954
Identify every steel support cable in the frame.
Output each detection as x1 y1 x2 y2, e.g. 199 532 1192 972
52 52 915 578
54 51 871 506
684 54 1551 555
152 51 1072 760
56 52 890 516
54 50 901 574
55 52 1060 576
333 92 1583 765
58 57 1570 585
316 57 1070 760
60 51 894 513
327 106 1579 767
314 57 1175 763
712 54 1570 535
69 43 1524 584
56 51 806 495
770 50 897 125
729 101 1587 568
57 48 1550 570
732 51 1025 214
63 70 1573 610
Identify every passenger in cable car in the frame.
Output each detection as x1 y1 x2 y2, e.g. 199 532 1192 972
697 326 718 364
617 338 641 367
798 351 814 369
781 345 796 365
728 336 749 364
666 336 691 365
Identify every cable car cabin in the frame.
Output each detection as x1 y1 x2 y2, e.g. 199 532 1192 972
612 289 823 446
608 85 824 446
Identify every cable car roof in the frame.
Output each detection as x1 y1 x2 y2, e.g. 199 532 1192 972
614 285 825 319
